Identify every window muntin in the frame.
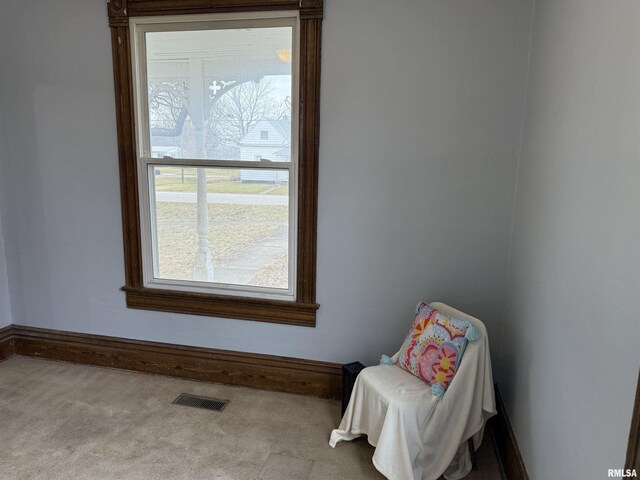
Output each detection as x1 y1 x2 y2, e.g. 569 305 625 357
131 14 299 301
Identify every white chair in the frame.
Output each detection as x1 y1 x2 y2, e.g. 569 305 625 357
330 302 496 480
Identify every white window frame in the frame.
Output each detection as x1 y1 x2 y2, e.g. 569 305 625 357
129 12 300 301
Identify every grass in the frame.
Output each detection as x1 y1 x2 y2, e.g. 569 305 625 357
155 201 289 286
155 202 288 223
157 223 281 280
250 255 288 290
153 168 288 196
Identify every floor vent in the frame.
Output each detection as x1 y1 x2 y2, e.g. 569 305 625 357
172 393 229 412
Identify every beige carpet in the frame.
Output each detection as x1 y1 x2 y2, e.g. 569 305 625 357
0 357 502 479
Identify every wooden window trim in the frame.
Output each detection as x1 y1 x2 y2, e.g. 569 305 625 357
107 0 322 327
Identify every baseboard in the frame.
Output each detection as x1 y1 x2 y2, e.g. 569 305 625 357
491 384 529 480
0 325 15 361
2 325 342 399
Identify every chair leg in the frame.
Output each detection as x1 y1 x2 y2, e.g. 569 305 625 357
468 437 478 470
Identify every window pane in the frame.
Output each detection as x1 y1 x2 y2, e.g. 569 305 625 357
145 27 293 162
151 166 290 291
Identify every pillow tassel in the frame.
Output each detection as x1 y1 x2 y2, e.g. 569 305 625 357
432 384 445 399
379 354 394 366
465 324 481 342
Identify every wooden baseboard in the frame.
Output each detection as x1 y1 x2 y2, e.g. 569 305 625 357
1 325 342 399
491 384 529 480
0 325 15 361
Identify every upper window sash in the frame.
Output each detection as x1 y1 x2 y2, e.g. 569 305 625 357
130 13 299 164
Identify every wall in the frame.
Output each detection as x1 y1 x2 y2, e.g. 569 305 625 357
0 36 12 329
0 210 11 329
0 0 532 364
501 1 640 477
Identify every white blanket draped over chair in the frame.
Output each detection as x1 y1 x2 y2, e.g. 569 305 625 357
329 302 496 480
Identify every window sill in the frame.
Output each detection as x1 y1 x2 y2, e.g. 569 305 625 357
121 286 318 327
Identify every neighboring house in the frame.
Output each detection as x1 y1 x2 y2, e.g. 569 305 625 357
151 145 183 158
150 134 184 158
238 119 291 182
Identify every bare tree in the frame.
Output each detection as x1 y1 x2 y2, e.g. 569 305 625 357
148 81 188 137
149 78 287 158
212 80 289 147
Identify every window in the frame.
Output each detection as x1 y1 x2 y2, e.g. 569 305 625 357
107 0 323 326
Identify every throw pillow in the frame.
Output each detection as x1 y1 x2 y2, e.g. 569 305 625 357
396 302 480 398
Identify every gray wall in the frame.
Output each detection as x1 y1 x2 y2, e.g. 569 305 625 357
0 47 11 328
0 218 11 329
0 0 532 363
500 1 640 478
0 160 9 328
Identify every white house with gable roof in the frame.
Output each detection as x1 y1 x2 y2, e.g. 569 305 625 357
238 118 291 182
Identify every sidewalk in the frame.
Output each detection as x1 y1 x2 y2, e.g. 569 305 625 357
213 226 288 287
156 191 288 206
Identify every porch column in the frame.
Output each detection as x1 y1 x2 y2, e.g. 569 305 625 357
188 58 214 282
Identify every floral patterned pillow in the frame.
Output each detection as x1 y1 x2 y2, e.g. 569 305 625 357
396 302 480 398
